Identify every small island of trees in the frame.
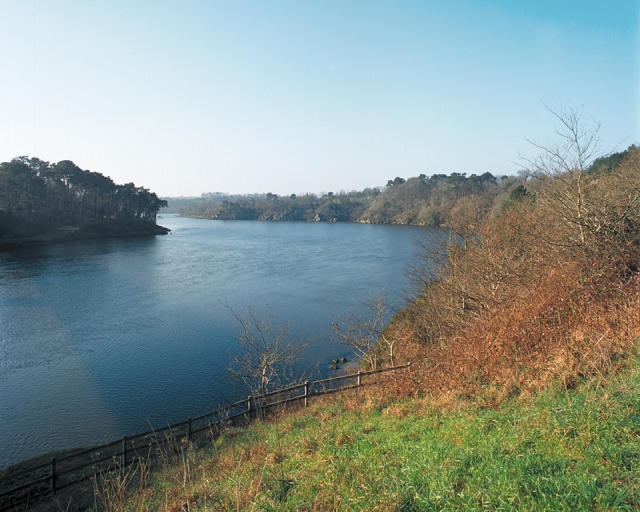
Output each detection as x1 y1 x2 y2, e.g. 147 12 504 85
0 156 168 249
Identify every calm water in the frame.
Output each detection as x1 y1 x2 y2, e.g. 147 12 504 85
0 215 439 468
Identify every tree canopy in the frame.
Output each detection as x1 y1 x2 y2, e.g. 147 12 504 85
0 156 167 243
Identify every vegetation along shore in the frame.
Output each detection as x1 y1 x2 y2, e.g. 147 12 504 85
0 157 168 250
165 147 628 231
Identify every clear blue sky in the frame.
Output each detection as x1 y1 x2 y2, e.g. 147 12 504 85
1 0 638 196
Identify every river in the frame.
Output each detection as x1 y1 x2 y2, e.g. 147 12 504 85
0 215 441 468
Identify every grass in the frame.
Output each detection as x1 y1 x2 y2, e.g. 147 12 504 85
109 351 640 511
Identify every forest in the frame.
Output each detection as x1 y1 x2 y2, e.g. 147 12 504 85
0 157 168 248
168 172 519 228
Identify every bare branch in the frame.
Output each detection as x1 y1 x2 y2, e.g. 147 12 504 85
330 291 395 370
227 306 309 395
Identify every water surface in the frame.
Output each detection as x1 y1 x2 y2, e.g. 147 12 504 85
0 215 439 467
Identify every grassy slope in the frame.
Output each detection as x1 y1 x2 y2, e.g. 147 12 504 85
122 350 640 511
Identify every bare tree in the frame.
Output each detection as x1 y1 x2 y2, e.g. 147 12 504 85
330 291 396 369
523 106 601 248
522 107 640 275
227 307 308 395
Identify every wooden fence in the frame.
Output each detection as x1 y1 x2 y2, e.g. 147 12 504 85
0 362 411 511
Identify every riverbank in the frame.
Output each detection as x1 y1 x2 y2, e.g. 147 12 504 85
0 221 170 251
94 349 640 511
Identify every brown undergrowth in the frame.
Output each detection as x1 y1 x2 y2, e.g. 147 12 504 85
385 144 640 405
399 272 640 405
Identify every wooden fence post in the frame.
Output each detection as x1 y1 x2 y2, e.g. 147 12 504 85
187 418 192 442
122 436 127 467
304 381 309 407
357 370 362 387
50 457 56 494
247 396 252 421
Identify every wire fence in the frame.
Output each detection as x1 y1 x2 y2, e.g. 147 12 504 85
0 362 411 511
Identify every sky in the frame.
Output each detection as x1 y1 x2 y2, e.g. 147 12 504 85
1 0 638 197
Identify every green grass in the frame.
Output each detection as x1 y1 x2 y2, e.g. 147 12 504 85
124 356 640 511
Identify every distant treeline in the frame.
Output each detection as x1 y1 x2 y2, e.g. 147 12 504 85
168 149 632 229
168 172 521 228
0 157 168 247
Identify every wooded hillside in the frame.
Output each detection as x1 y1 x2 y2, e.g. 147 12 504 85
385 138 640 402
168 171 520 228
0 157 168 248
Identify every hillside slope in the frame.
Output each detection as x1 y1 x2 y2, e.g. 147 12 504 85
106 349 640 511
381 144 640 404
